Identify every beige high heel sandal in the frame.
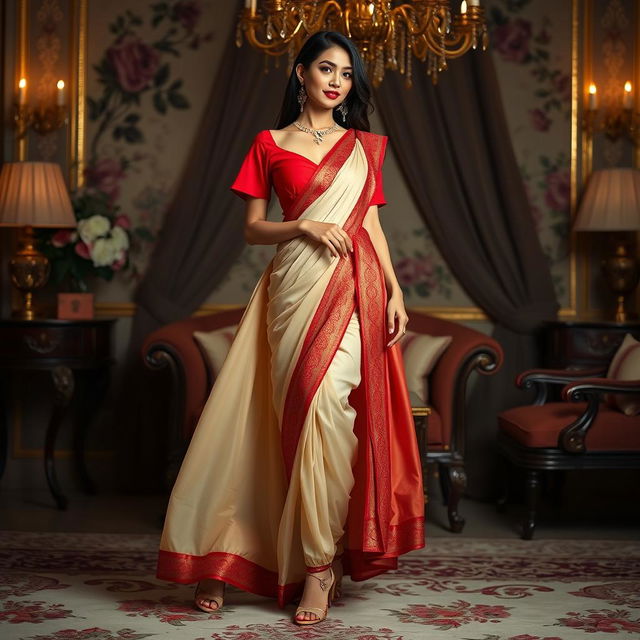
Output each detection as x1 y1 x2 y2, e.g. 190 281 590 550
294 567 336 626
194 579 226 613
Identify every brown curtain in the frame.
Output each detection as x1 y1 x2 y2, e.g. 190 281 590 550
116 0 283 491
374 51 559 499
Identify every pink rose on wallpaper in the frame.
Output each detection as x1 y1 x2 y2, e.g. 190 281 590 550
396 257 432 287
84 158 126 205
530 108 551 132
107 35 160 93
115 214 132 229
493 19 532 63
545 169 570 213
553 73 571 102
173 0 202 31
395 256 437 289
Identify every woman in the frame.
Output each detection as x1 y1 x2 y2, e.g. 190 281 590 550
156 30 425 626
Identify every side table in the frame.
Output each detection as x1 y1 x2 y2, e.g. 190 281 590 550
410 391 431 505
542 320 640 369
0 318 116 509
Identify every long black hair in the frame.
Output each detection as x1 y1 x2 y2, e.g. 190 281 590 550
275 31 374 132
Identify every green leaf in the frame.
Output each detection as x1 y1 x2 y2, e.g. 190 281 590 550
124 113 140 124
154 41 179 56
123 126 144 144
134 227 155 241
153 91 167 114
168 92 189 109
155 63 170 87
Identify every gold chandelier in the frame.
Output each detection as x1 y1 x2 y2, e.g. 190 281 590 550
236 1 488 87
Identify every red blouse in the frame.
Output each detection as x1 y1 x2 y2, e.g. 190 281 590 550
230 129 387 217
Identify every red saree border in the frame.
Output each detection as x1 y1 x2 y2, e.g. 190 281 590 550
156 516 424 608
280 131 378 480
156 549 301 608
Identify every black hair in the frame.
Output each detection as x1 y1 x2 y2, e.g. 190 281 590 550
275 31 373 132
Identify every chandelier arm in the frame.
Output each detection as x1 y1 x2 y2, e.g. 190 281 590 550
301 0 344 33
439 31 475 58
391 4 435 37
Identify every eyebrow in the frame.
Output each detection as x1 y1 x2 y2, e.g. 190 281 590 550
318 59 353 70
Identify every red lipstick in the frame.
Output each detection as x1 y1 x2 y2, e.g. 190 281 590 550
323 90 340 100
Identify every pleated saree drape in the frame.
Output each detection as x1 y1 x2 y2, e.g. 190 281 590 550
156 130 425 608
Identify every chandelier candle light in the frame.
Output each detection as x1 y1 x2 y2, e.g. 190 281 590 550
237 0 488 86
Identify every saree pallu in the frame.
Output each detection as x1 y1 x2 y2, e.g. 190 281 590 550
156 129 425 608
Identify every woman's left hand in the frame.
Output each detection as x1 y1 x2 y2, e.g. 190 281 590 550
386 291 408 348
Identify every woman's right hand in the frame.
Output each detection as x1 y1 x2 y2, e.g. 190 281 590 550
299 220 353 258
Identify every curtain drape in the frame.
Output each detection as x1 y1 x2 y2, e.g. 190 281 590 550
116 0 283 490
374 51 559 499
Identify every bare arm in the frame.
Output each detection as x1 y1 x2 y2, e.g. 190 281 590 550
244 196 354 256
363 205 408 346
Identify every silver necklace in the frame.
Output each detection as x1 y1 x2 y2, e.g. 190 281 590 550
293 120 342 145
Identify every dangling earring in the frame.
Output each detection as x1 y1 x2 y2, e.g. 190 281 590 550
337 101 348 122
297 84 307 112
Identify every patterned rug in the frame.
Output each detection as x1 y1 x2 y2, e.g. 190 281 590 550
0 532 639 640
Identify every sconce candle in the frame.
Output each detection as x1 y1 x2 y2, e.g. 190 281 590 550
468 0 480 5
588 83 597 110
18 78 27 105
623 82 633 110
244 0 257 14
56 80 65 106
460 1 467 13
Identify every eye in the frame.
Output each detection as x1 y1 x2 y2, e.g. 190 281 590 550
343 71 352 79
320 66 332 73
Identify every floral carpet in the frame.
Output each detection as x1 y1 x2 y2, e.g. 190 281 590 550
0 532 639 639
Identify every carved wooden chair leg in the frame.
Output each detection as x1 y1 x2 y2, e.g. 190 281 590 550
522 469 541 540
437 461 450 505
442 461 467 533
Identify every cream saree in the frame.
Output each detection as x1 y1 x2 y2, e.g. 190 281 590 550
157 129 425 608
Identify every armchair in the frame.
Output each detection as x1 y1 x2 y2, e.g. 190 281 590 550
497 367 640 539
142 308 503 532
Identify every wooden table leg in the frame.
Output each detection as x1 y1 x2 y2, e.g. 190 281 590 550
72 367 109 494
45 365 74 510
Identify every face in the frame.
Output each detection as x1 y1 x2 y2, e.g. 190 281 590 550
296 45 353 111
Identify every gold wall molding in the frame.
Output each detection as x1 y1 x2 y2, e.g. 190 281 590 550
69 0 87 189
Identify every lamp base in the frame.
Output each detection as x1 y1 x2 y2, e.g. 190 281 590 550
602 242 640 323
9 225 51 320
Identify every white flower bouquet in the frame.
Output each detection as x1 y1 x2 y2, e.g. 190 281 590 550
37 189 132 292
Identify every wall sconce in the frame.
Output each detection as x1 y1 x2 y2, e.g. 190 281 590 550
583 81 640 144
13 77 68 138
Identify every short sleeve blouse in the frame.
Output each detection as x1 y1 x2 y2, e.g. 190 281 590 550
230 130 387 212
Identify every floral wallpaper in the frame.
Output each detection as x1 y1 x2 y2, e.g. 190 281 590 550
85 0 216 296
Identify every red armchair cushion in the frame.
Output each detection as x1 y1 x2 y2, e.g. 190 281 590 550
499 403 640 451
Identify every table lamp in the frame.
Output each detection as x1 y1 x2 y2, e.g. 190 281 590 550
573 167 640 322
0 162 76 320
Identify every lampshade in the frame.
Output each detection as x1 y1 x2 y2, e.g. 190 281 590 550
573 168 640 231
0 161 76 228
